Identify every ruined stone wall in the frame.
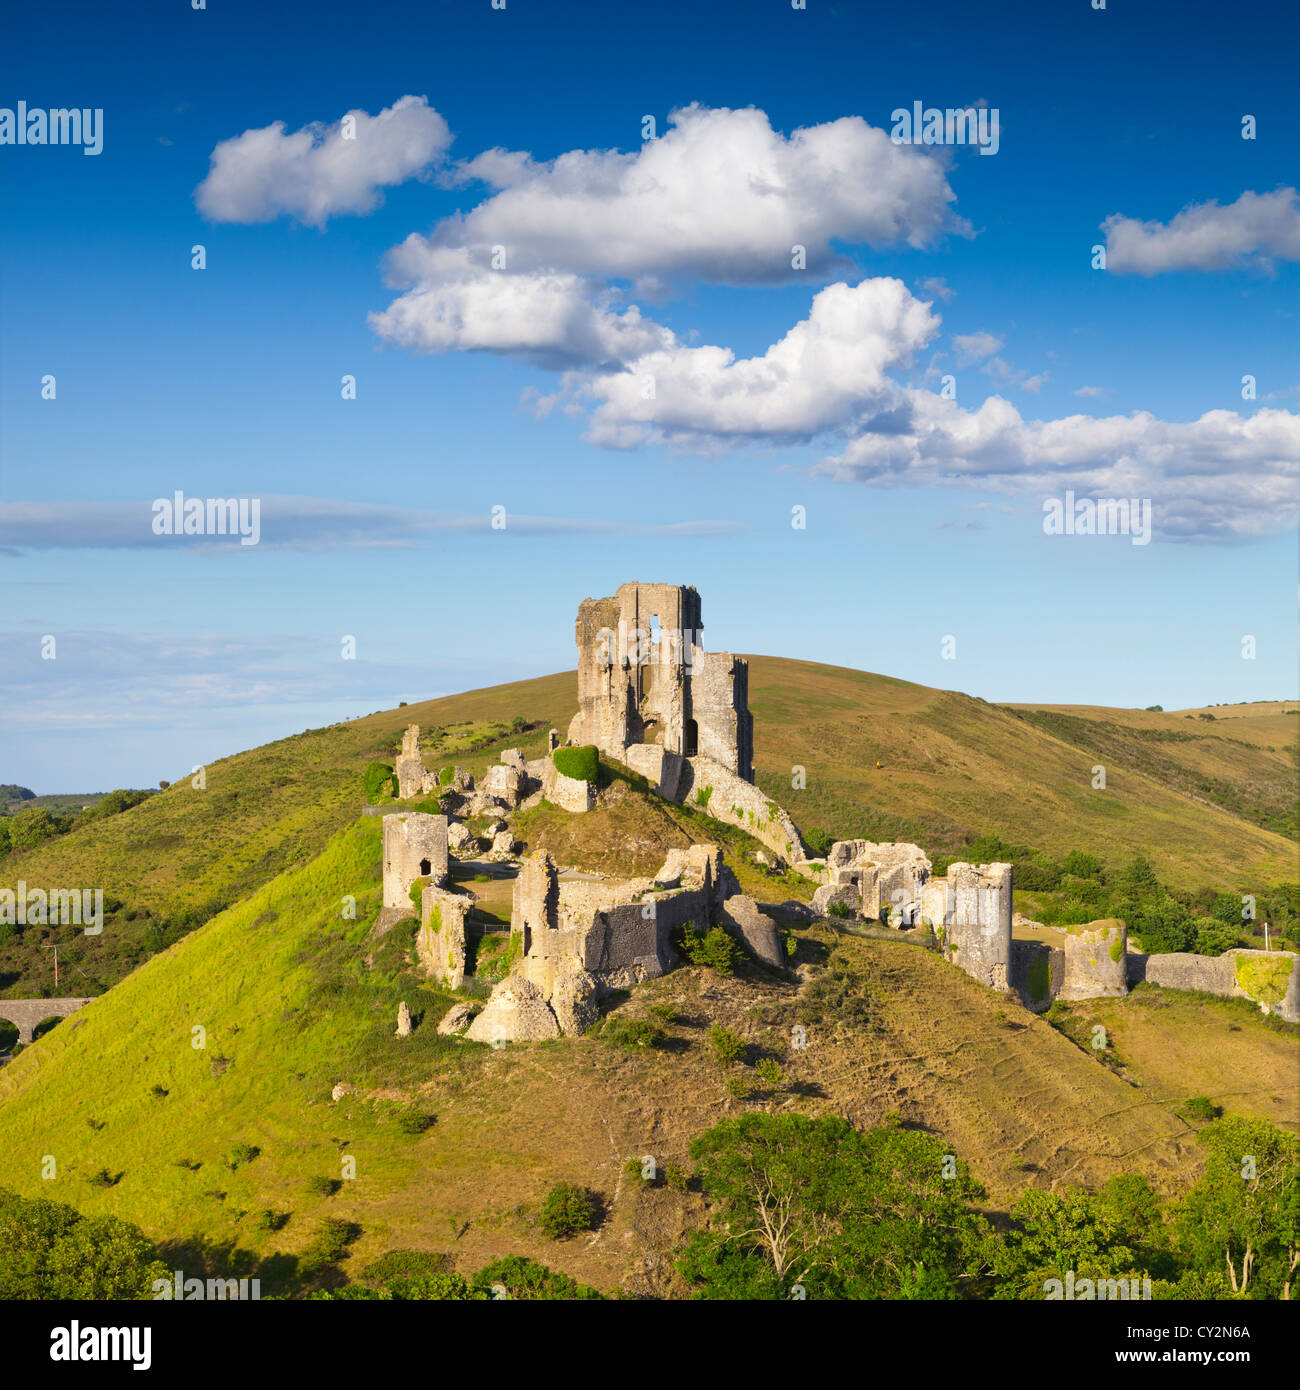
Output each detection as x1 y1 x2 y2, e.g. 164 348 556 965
824 841 930 923
624 743 688 800
689 647 753 782
1010 940 1065 1012
382 812 449 911
1060 920 1129 1000
395 724 435 799
568 582 752 781
542 758 596 812
1128 947 1299 1021
941 862 1013 989
418 887 470 990
677 755 804 865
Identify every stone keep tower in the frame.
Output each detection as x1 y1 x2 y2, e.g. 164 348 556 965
567 582 754 781
382 812 449 910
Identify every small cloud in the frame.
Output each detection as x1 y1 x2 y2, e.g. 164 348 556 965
953 331 1002 366
1019 372 1050 393
919 276 955 302
1073 385 1105 398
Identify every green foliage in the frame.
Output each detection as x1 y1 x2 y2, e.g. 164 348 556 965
755 1057 784 1088
679 1114 991 1299
77 788 153 824
646 1002 678 1026
708 1023 746 1067
255 1209 288 1231
438 765 455 787
360 1249 450 1286
828 900 853 919
409 876 427 914
675 921 741 976
802 826 834 857
0 1188 167 1299
363 762 396 802
304 1216 361 1267
695 784 714 808
598 1015 661 1049
1233 954 1293 1010
306 1176 340 1198
1182 1096 1222 1123
552 744 599 783
471 1256 604 1300
537 1182 600 1240
797 951 874 1031
7 806 71 853
396 1111 436 1136
225 1143 260 1170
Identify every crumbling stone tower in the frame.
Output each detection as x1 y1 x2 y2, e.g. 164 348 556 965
568 582 754 780
382 812 449 910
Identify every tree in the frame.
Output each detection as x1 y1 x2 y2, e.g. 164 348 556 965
6 806 68 853
1175 1118 1299 1299
679 1113 992 1300
0 1189 167 1299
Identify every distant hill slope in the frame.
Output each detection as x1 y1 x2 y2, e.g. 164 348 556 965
2 661 1295 995
8 817 1285 1298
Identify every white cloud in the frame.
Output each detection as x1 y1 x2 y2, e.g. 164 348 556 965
1102 187 1300 274
582 278 939 448
195 95 451 226
953 331 1002 365
815 391 1300 540
368 247 674 367
1073 385 1105 398
919 276 956 301
1019 373 1050 393
409 103 966 287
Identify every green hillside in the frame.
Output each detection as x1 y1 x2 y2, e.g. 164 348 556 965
3 659 1295 997
8 814 1291 1298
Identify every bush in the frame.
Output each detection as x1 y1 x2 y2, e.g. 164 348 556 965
225 1143 260 1170
306 1176 340 1198
803 826 834 857
397 1111 435 1136
708 1023 746 1067
255 1209 288 1232
755 1057 785 1088
828 901 853 919
305 1217 361 1265
1182 1096 1222 1123
646 1002 678 1026
676 922 740 976
552 745 599 783
438 765 455 787
599 1015 661 1049
471 1256 604 1300
361 1249 450 1286
695 784 713 808
363 762 395 802
538 1182 600 1240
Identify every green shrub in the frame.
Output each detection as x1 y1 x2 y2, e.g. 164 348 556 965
397 1111 436 1136
676 922 740 976
363 762 396 802
646 1002 678 1026
471 1256 604 1300
663 1162 688 1191
306 1176 340 1198
255 1209 288 1232
538 1182 600 1240
755 1057 784 1088
1182 1096 1222 1123
225 1143 260 1170
708 1023 746 1067
552 745 599 783
828 901 853 919
695 784 713 808
361 1249 450 1286
305 1217 361 1265
599 1016 661 1049
438 766 455 787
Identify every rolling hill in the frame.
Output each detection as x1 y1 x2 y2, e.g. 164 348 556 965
2 659 1296 998
5 815 1294 1298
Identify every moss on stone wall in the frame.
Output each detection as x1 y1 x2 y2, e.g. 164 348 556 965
1233 954 1293 1010
1026 951 1051 1002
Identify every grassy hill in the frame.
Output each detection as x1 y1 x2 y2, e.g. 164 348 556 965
2 660 1295 996
5 815 1291 1298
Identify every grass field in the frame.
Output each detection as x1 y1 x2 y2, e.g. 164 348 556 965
6 815 1291 1297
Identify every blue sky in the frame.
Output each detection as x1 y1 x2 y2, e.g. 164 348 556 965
2 0 1297 790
